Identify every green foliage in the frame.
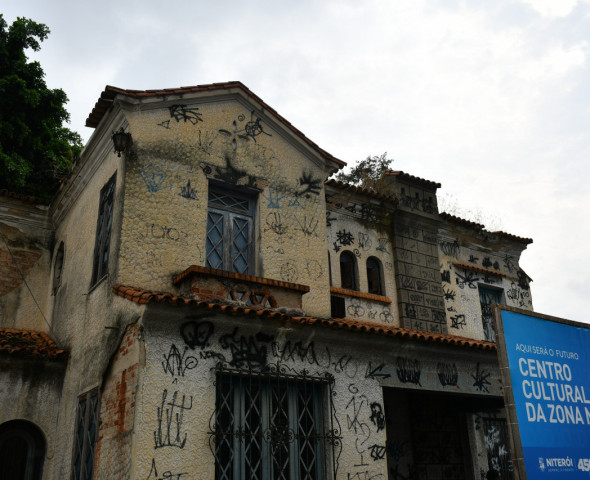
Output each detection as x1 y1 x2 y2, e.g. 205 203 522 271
0 14 82 201
334 152 393 191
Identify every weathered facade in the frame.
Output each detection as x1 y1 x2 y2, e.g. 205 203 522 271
0 82 533 479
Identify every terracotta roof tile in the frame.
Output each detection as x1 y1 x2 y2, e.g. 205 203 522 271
86 82 345 168
324 179 398 202
385 170 441 189
113 285 495 351
440 212 533 245
0 328 67 359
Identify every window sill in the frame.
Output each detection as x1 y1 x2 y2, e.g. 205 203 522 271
330 287 391 304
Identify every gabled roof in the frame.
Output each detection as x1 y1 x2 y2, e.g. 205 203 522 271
385 170 441 189
86 81 345 168
113 285 495 351
324 179 398 202
0 328 67 359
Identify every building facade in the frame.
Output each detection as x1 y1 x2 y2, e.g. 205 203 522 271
0 82 533 480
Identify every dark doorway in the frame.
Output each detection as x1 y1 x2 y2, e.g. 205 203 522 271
0 420 46 480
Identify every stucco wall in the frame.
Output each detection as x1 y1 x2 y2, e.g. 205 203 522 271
117 99 332 318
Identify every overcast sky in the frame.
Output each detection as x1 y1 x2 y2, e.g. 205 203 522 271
4 0 589 321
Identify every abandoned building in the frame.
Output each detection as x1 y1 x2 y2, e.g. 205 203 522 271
0 82 534 479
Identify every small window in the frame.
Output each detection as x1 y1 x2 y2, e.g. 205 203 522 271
479 285 503 342
340 251 358 290
91 174 116 286
213 371 327 479
53 242 65 295
366 256 383 295
206 186 255 274
71 389 100 480
0 420 46 479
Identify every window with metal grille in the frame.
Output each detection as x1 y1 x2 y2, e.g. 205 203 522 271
91 173 116 286
71 389 100 480
479 286 503 342
482 417 513 479
207 187 255 275
212 368 336 480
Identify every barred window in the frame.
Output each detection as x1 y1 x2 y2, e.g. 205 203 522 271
71 389 100 480
479 286 503 342
91 173 116 286
339 251 358 291
213 369 334 480
366 257 383 296
206 187 255 275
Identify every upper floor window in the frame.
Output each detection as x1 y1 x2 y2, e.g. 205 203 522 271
206 186 255 275
53 241 65 295
366 256 383 295
479 285 503 342
91 174 116 286
71 388 100 480
340 251 358 291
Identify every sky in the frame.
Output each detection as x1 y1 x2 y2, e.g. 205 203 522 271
4 0 589 321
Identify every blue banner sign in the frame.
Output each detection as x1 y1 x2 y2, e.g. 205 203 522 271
501 310 590 478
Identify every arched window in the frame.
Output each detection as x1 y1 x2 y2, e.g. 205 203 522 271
0 420 46 480
366 256 384 295
340 251 358 291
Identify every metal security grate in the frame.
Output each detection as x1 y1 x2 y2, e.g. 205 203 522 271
71 389 100 480
211 365 341 480
479 286 502 342
483 418 514 479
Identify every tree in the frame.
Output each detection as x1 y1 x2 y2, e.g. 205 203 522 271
0 15 82 201
334 152 393 191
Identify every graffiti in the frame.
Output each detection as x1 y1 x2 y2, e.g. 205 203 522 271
385 261 393 271
146 459 187 479
360 204 377 222
265 212 288 235
347 472 384 480
297 171 322 197
415 280 429 292
396 357 421 385
365 362 391 380
400 276 415 289
482 257 492 268
468 255 479 263
368 310 377 320
199 350 227 363
437 362 458 386
422 196 436 214
358 232 372 250
158 120 170 129
369 403 385 431
507 282 531 307
348 303 366 317
456 270 479 289
432 310 446 323
287 196 304 208
197 130 215 155
162 344 198 377
336 229 355 246
263 188 286 208
450 314 466 329
472 363 492 393
334 355 359 378
219 328 273 368
441 270 451 283
439 240 459 258
379 310 394 323
178 179 197 200
368 444 386 461
304 260 324 279
405 304 416 319
326 211 338 227
140 164 169 193
376 238 388 253
517 270 530 290
346 387 372 456
208 154 258 187
154 390 193 449
169 104 203 125
279 262 298 282
271 340 329 368
180 321 214 350
243 110 271 142
333 241 342 253
139 223 190 245
503 255 517 274
296 215 319 236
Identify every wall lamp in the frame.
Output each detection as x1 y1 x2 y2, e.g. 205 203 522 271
111 127 132 157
